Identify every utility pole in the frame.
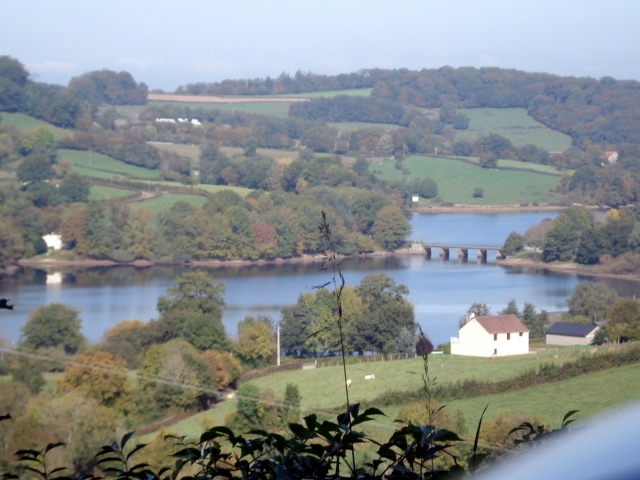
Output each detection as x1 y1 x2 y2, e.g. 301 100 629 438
277 321 281 366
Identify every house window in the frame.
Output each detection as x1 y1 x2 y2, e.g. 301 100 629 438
519 332 523 337
493 334 497 341
507 333 511 340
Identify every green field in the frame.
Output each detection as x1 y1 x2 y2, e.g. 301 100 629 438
250 88 372 99
146 343 640 443
58 149 161 179
455 108 572 151
446 362 640 425
128 193 208 214
374 155 560 205
150 100 292 117
88 185 136 201
0 112 73 139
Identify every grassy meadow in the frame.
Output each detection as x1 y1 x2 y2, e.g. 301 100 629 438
88 185 136 201
147 343 640 444
150 100 292 117
58 149 161 179
455 108 572 151
149 142 201 163
0 112 73 139
374 155 560 205
128 193 208 214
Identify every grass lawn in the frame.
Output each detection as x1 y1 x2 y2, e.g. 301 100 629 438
58 149 161 179
496 158 565 176
252 88 372 99
0 112 73 140
219 146 299 162
455 108 572 152
374 156 560 205
445 362 640 426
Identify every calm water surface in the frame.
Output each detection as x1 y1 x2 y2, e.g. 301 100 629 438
2 212 639 346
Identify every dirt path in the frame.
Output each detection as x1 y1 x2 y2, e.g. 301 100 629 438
148 93 309 103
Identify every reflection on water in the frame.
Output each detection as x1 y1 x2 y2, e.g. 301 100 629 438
2 212 640 346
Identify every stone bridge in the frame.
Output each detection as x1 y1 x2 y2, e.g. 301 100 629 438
408 242 505 262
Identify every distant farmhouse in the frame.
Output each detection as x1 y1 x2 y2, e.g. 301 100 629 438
451 314 529 357
604 151 619 163
546 322 599 346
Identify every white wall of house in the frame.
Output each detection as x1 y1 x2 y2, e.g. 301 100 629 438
546 331 597 346
42 234 62 250
451 318 529 357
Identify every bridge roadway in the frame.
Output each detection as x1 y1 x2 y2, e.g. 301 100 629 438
416 242 505 262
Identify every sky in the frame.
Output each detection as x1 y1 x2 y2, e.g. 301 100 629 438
3 0 640 91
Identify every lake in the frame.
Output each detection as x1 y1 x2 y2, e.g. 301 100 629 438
1 211 639 346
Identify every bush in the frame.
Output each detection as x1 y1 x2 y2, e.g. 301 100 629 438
473 187 484 198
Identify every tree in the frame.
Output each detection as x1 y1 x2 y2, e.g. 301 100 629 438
459 303 491 327
18 127 56 158
452 112 470 130
351 274 415 353
500 299 520 317
281 383 302 425
138 338 212 411
20 303 84 354
153 272 228 351
11 356 44 394
479 153 497 169
415 332 434 355
523 218 554 250
57 351 129 406
16 155 54 183
502 231 524 256
409 178 438 199
395 327 416 355
234 316 276 368
201 350 242 390
452 140 473 157
605 299 640 342
371 205 411 250
58 174 91 203
567 282 618 323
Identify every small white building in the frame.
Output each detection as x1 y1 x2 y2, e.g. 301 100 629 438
451 314 529 357
546 322 599 346
42 233 63 250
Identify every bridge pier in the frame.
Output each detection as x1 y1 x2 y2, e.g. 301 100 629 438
458 248 468 261
477 249 487 263
425 247 431 259
439 248 449 260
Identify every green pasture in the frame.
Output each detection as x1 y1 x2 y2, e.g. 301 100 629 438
243 348 595 413
128 193 208 214
455 108 572 152
149 142 201 163
374 156 560 205
496 158 564 175
149 100 291 117
446 362 640 426
0 112 73 140
58 149 160 179
97 104 146 120
88 185 136 201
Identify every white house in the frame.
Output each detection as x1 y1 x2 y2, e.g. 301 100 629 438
546 322 599 346
451 314 529 357
42 233 63 250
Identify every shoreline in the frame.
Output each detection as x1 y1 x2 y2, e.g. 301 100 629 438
497 257 640 283
15 252 640 283
409 204 566 214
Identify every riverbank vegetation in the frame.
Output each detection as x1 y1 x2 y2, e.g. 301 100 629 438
503 204 640 278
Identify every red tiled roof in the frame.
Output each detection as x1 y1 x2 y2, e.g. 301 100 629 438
474 315 529 334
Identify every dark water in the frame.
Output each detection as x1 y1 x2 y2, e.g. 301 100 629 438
2 212 639 346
